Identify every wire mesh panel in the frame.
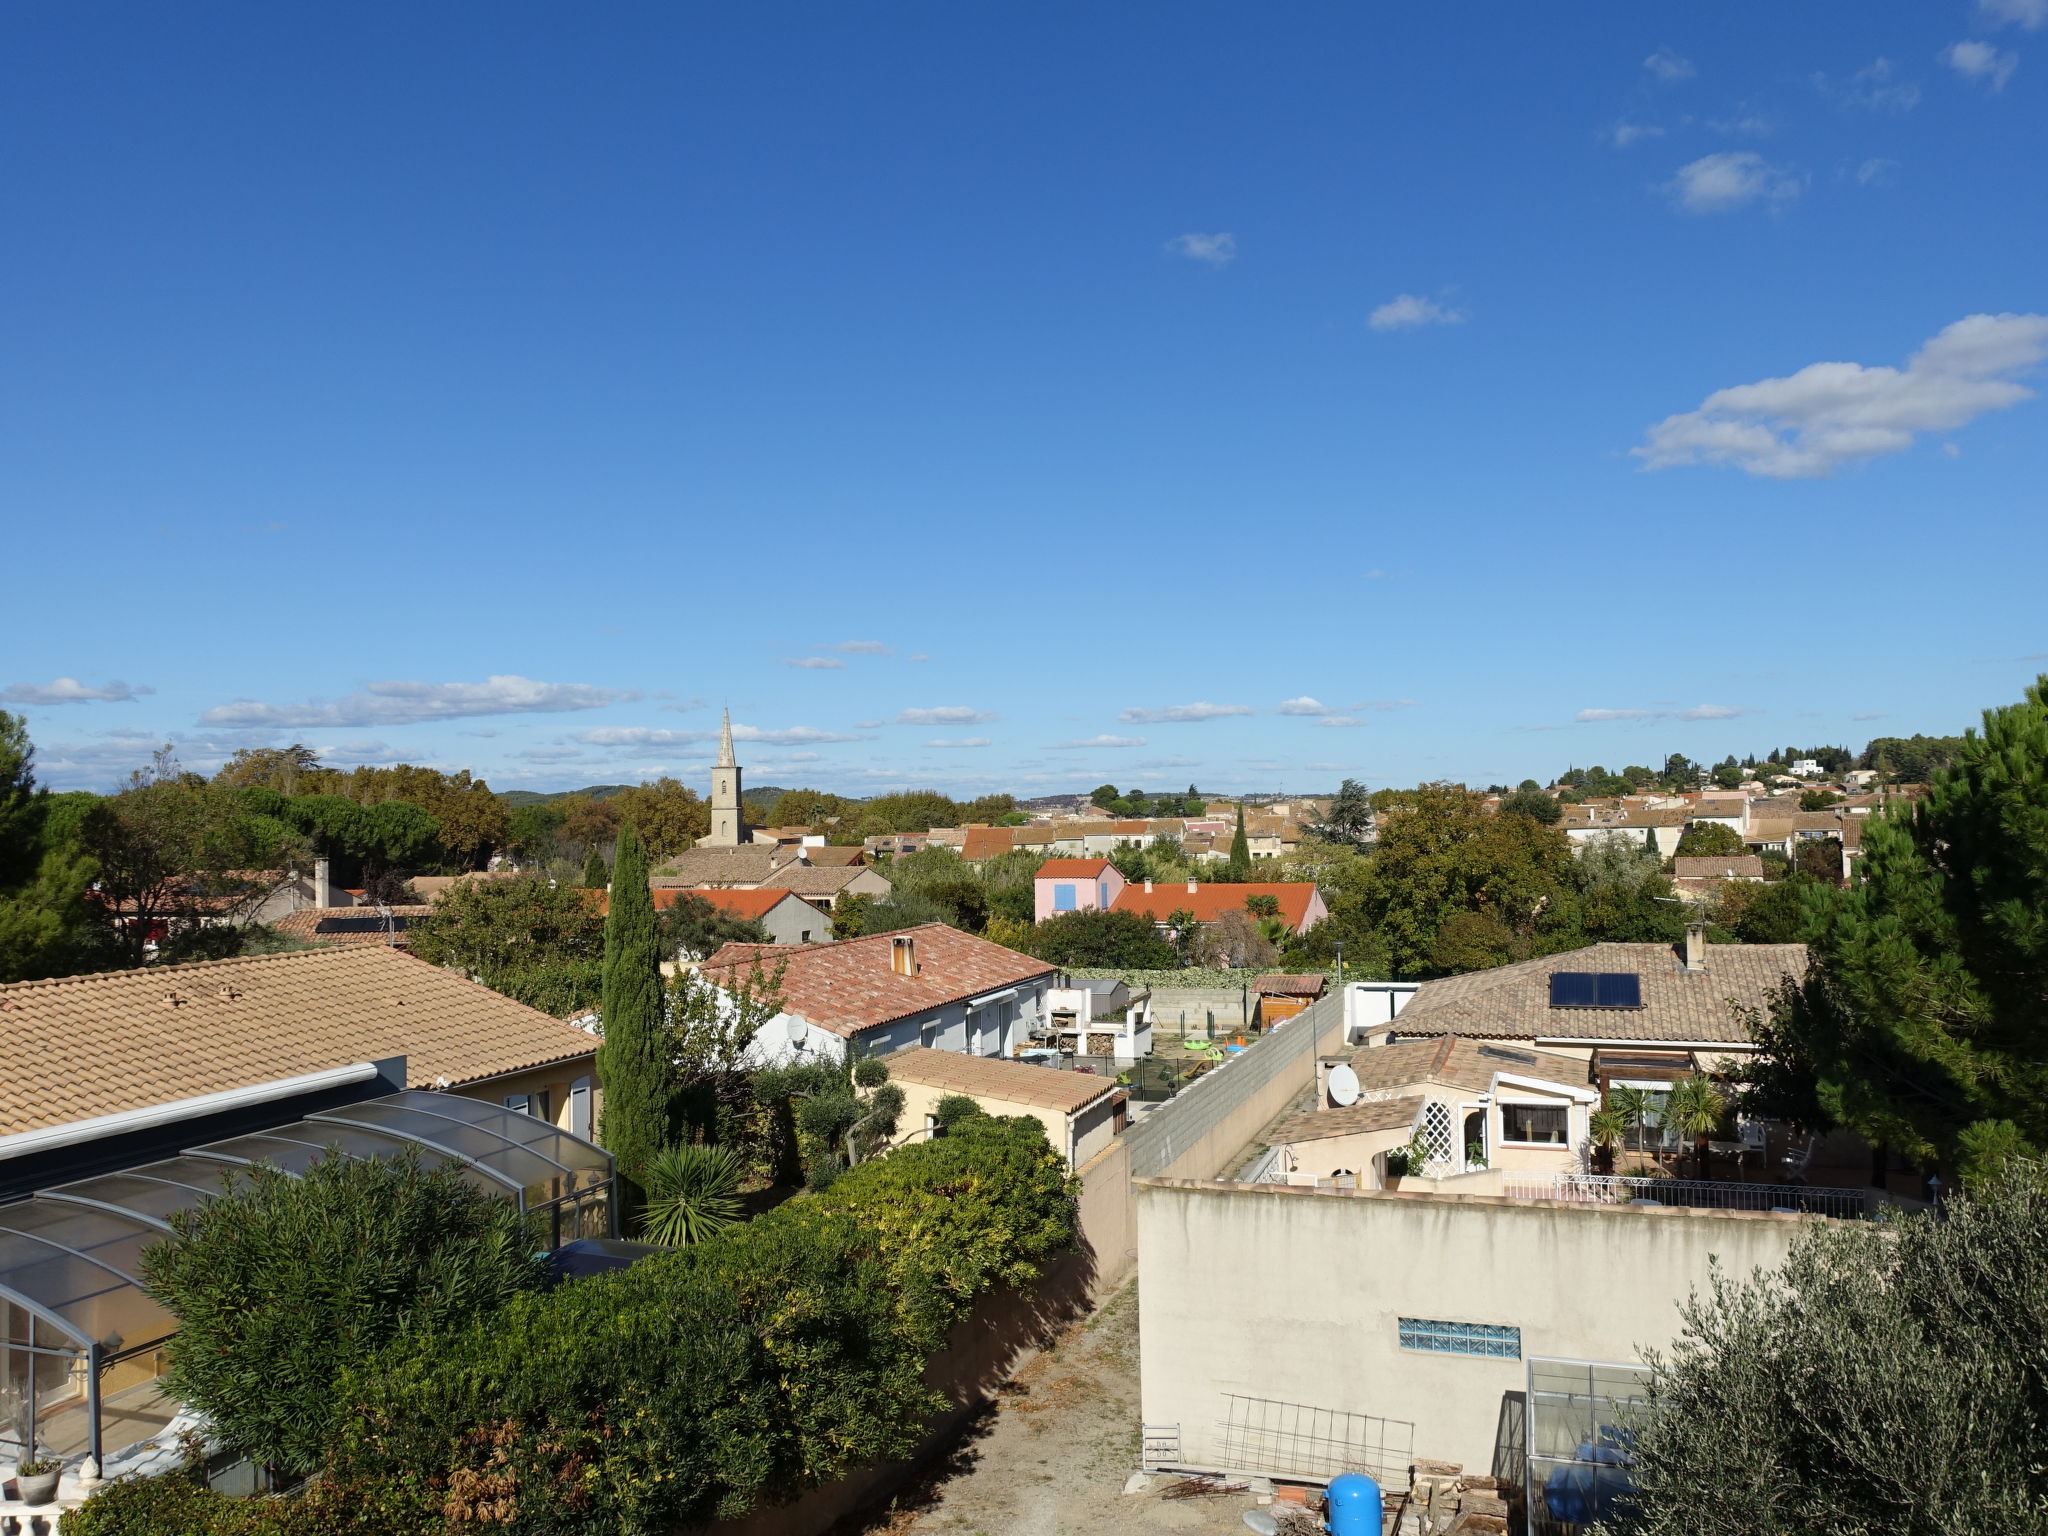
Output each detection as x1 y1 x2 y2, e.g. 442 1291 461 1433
1215 1394 1413 1487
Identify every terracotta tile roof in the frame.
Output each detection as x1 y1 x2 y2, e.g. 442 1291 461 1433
1559 806 1692 830
1268 1096 1424 1144
961 828 1018 861
1035 859 1116 879
0 947 599 1136
801 845 866 866
700 923 1054 1038
1347 1035 1593 1095
1671 856 1765 880
758 865 885 897
1253 973 1328 998
1391 942 1807 1045
1111 882 1318 929
653 848 788 885
879 1045 1117 1114
595 887 818 919
271 905 433 948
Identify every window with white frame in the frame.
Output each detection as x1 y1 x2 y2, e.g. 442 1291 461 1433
1500 1102 1569 1144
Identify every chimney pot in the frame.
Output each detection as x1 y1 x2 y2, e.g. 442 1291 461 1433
1143 879 1153 893
1683 920 1707 973
1188 880 1199 894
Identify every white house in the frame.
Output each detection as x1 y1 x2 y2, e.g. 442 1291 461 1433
701 923 1057 1067
1041 977 1153 1064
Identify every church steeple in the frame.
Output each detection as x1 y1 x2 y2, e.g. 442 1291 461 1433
705 708 747 846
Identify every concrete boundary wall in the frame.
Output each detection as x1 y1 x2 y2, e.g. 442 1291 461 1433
1127 989 1343 1180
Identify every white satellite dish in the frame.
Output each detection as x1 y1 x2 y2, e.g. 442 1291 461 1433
1327 1063 1361 1107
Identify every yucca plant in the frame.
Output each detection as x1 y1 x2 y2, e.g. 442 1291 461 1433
639 1144 747 1247
1588 1106 1632 1175
1666 1075 1730 1181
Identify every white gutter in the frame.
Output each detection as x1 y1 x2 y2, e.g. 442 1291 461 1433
0 1061 386 1162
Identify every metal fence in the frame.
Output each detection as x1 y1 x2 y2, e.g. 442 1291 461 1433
1215 1394 1414 1488
1502 1172 1871 1220
1126 988 1343 1177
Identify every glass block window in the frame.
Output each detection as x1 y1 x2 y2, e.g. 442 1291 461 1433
1399 1318 1523 1359
1420 1102 1455 1167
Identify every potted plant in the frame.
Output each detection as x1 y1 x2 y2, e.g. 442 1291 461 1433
16 1453 62 1506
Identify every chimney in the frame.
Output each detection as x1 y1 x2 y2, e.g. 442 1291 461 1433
1187 880 1199 894
1144 880 1153 894
314 856 333 908
890 934 919 977
1683 919 1707 973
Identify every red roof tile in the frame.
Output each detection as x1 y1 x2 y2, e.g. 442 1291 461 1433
1112 882 1318 928
1034 859 1115 879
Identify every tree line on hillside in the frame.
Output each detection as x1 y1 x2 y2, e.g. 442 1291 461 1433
1528 734 1967 801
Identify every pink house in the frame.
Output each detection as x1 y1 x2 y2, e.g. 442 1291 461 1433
1033 859 1127 923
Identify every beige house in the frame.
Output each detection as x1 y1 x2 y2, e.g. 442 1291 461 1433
879 1046 1124 1170
757 863 894 910
1268 1036 1597 1185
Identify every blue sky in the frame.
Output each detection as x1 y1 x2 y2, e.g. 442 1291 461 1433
5 2 2044 798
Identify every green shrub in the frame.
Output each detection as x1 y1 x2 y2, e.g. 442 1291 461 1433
140 1152 546 1476
322 1116 1076 1534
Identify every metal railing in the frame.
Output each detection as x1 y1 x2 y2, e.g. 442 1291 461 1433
1502 1172 1871 1220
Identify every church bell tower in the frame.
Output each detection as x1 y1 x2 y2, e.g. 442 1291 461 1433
706 709 747 846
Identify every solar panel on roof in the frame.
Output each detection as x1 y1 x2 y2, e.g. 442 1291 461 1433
314 915 409 934
1594 972 1642 1008
1548 972 1597 1008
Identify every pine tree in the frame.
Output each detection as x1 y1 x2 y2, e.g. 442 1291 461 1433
1752 676 2048 1177
595 824 670 1213
1224 801 1252 882
581 847 609 888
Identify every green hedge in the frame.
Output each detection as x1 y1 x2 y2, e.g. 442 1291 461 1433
73 1116 1075 1536
330 1113 1073 1534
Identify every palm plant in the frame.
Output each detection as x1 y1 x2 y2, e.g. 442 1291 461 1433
638 1144 746 1246
1665 1075 1729 1181
1587 1106 1632 1176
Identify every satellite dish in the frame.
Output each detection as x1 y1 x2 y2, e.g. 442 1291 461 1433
1328 1063 1361 1107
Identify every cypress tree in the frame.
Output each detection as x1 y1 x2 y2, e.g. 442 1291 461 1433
1224 801 1252 882
1754 676 2048 1178
596 824 669 1214
581 847 609 888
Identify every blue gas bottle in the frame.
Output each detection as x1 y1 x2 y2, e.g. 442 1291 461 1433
1326 1472 1384 1536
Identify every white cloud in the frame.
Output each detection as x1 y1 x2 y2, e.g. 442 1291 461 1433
1049 735 1147 750
1317 716 1370 729
834 640 892 655
1635 312 2048 478
1136 756 1200 769
1943 39 2020 90
1166 232 1236 266
1852 711 1889 721
1 677 153 705
1981 0 2046 29
1604 120 1664 148
1119 702 1255 724
925 737 992 749
897 706 997 725
1855 157 1899 187
780 657 846 669
1663 152 1800 213
1353 698 1419 712
1815 58 1922 112
201 675 636 728
1368 293 1466 331
1575 704 1754 723
907 653 931 663
1276 696 1338 716
1644 48 1695 82
1707 113 1774 137
577 723 871 749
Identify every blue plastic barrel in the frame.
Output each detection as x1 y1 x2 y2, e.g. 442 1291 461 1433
1326 1472 1384 1536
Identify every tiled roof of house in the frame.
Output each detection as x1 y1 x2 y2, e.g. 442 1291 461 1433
408 871 522 903
595 887 817 919
1111 882 1319 929
798 845 865 866
1035 859 1116 879
0 946 600 1136
1268 1096 1424 1145
1253 973 1328 998
1671 856 1765 880
1746 821 1795 844
653 847 787 886
879 1045 1117 1114
1559 806 1692 830
960 828 1018 861
700 923 1054 1037
272 905 434 948
758 865 885 897
1347 1035 1593 1095
1391 942 1807 1044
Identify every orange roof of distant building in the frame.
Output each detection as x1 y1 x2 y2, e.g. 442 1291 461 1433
1035 859 1116 879
595 887 819 918
1111 882 1317 927
961 827 1018 861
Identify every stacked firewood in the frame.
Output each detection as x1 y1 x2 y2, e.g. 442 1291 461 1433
1403 1460 1510 1535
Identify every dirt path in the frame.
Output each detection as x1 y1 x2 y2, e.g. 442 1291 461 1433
839 1282 1281 1536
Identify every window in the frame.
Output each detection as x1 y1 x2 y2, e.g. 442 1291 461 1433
1099 882 1110 908
1548 972 1642 1008
503 1093 531 1116
1399 1318 1521 1359
1053 883 1077 912
1501 1103 1568 1144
